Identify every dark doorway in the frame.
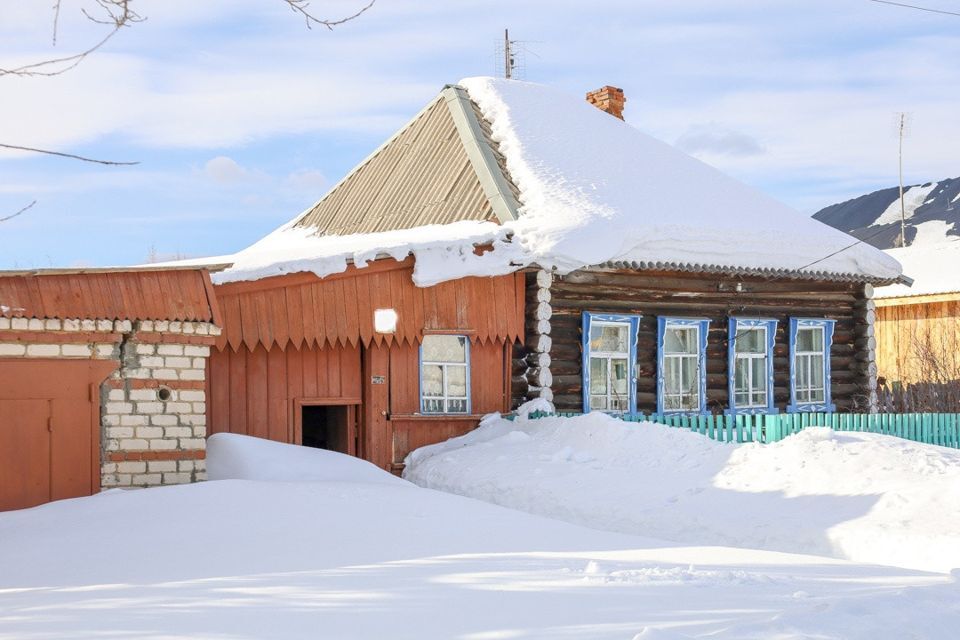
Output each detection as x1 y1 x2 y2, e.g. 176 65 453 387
300 405 352 453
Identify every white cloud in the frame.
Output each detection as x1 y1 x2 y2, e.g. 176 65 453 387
285 169 327 191
675 124 765 158
203 156 250 184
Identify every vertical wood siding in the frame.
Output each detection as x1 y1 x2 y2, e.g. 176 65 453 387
518 269 873 414
875 298 960 384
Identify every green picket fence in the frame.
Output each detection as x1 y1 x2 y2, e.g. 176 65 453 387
523 410 960 449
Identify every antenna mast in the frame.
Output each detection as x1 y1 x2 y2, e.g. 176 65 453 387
504 28 513 79
897 112 907 247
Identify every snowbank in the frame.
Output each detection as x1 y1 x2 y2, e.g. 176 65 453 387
207 432 408 486
405 413 960 573
2 435 959 638
213 78 900 287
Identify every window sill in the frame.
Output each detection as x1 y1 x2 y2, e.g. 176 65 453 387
390 413 484 422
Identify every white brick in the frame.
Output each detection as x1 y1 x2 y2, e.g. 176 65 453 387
194 460 206 472
147 460 177 473
28 318 44 330
139 356 164 368
154 321 169 332
0 344 26 356
124 367 150 379
105 402 133 414
101 474 120 487
135 426 163 439
151 414 179 426
192 426 207 438
178 390 204 402
62 344 93 357
11 318 28 330
163 472 191 484
133 473 162 486
44 319 61 331
195 472 208 482
135 344 156 356
140 320 154 332
165 402 191 414
164 356 191 369
169 322 182 333
157 344 183 356
120 414 148 426
152 368 179 380
189 403 205 415
107 389 126 401
0 318 9 330
128 389 156 401
115 474 133 486
182 322 195 335
101 414 121 426
179 369 205 381
209 326 222 336
179 438 204 450
62 319 81 331
119 438 149 450
117 461 146 474
80 320 96 331
96 344 117 358
101 462 118 474
136 402 163 414
105 440 121 452
191 358 206 369
178 460 196 472
181 414 206 426
26 344 60 357
149 439 177 450
115 320 132 333
195 324 209 336
106 426 134 439
164 426 192 438
96 319 113 332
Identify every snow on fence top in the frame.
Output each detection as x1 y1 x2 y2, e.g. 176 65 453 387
213 78 902 287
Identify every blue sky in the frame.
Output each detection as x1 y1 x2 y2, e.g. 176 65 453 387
1 0 958 268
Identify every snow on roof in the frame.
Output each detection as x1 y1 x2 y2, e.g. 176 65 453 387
213 78 902 287
875 235 960 299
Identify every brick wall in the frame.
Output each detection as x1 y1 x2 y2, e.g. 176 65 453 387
0 317 219 491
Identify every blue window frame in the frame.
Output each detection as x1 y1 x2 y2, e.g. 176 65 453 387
787 318 836 413
582 312 641 414
726 318 777 415
657 317 710 415
420 334 471 414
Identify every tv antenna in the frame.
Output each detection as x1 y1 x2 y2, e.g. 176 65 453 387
894 112 913 247
494 29 538 80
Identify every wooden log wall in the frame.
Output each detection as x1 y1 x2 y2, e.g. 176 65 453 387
518 268 874 414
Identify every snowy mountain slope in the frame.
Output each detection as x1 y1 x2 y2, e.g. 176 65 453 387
814 177 960 249
2 433 958 639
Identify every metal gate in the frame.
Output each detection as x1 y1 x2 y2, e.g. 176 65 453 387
0 359 116 511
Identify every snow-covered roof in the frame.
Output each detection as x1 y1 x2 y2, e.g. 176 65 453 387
875 237 960 299
212 78 903 287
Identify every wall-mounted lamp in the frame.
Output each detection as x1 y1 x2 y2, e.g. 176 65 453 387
374 308 398 334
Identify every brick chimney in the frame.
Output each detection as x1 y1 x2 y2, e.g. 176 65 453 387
585 86 625 120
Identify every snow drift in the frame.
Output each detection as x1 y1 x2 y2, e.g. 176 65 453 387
405 412 960 573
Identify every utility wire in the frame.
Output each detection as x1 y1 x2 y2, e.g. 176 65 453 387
868 0 960 17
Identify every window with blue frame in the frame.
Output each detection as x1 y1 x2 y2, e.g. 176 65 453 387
657 318 710 415
727 318 777 415
788 318 836 412
581 312 640 413
420 334 470 414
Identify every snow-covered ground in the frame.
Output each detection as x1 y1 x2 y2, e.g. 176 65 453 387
405 412 960 574
2 433 959 638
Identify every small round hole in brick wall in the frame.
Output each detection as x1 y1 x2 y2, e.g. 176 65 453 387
157 387 173 401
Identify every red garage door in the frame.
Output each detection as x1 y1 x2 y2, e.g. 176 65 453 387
0 359 116 511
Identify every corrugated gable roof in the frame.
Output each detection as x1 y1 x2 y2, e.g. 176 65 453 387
294 89 519 236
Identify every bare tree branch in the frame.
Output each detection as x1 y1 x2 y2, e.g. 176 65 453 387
282 0 376 30
0 143 139 165
0 0 142 78
1 200 37 224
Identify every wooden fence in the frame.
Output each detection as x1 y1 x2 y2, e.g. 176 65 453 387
523 410 960 449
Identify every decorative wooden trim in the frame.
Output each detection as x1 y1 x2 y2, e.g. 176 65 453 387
388 413 485 422
214 256 415 296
